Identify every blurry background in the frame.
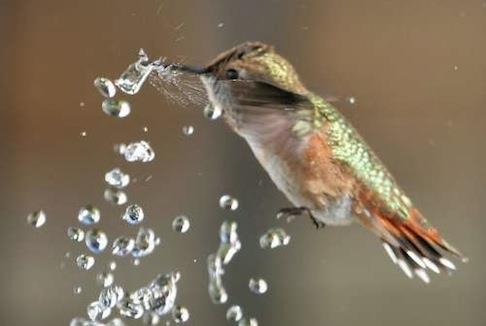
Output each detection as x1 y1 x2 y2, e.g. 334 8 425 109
1 0 485 325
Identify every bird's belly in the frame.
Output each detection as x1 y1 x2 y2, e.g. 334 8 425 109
248 141 354 226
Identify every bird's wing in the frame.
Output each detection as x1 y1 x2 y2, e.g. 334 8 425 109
310 95 466 280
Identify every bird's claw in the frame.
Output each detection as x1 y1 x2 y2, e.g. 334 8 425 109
277 206 326 229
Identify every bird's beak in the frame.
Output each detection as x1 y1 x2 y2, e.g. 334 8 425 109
167 64 208 76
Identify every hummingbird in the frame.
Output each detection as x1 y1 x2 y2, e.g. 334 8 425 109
169 41 466 282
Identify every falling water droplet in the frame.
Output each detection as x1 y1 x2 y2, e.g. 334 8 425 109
67 227 85 242
96 272 115 287
259 228 291 249
73 285 82 295
105 168 130 189
87 301 111 321
226 305 243 322
122 204 145 225
94 77 117 98
123 141 155 162
248 278 268 294
76 254 95 270
143 312 160 325
102 99 131 118
119 299 144 319
172 305 190 323
85 229 109 254
172 215 190 233
238 318 258 326
182 125 194 136
78 205 100 225
99 285 124 308
104 188 128 206
219 195 239 211
347 96 356 104
27 210 46 228
108 261 117 271
112 236 135 256
203 103 222 120
132 228 156 258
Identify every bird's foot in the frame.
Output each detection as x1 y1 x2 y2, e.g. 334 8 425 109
277 206 326 229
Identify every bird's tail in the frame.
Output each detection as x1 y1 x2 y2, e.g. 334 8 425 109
356 201 466 282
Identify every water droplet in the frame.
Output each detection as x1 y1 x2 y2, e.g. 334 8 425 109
453 65 459 71
105 168 130 189
114 143 127 155
108 261 117 271
94 77 117 98
122 204 145 225
238 318 258 326
67 227 85 242
259 228 291 249
249 278 268 294
203 103 222 120
106 318 125 326
217 22 224 28
123 141 155 162
132 228 156 258
104 188 128 206
87 301 111 321
172 305 189 323
347 96 356 104
73 285 82 295
172 215 190 233
219 195 239 210
119 299 144 319
133 258 141 266
149 272 180 315
182 125 194 136
97 272 115 287
80 131 87 137
217 241 241 265
27 210 46 228
76 254 95 270
143 126 149 133
102 99 131 118
99 285 124 308
112 236 135 256
226 305 243 322
115 49 156 95
78 205 100 225
208 280 228 304
219 221 239 244
85 229 109 254
143 312 160 325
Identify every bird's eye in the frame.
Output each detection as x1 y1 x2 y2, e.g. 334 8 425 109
226 69 239 80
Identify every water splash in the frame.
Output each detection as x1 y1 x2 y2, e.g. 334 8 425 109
207 221 241 304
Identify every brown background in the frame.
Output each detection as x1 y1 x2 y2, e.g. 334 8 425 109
1 0 485 325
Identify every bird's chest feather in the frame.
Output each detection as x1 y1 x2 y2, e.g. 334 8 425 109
242 122 356 225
